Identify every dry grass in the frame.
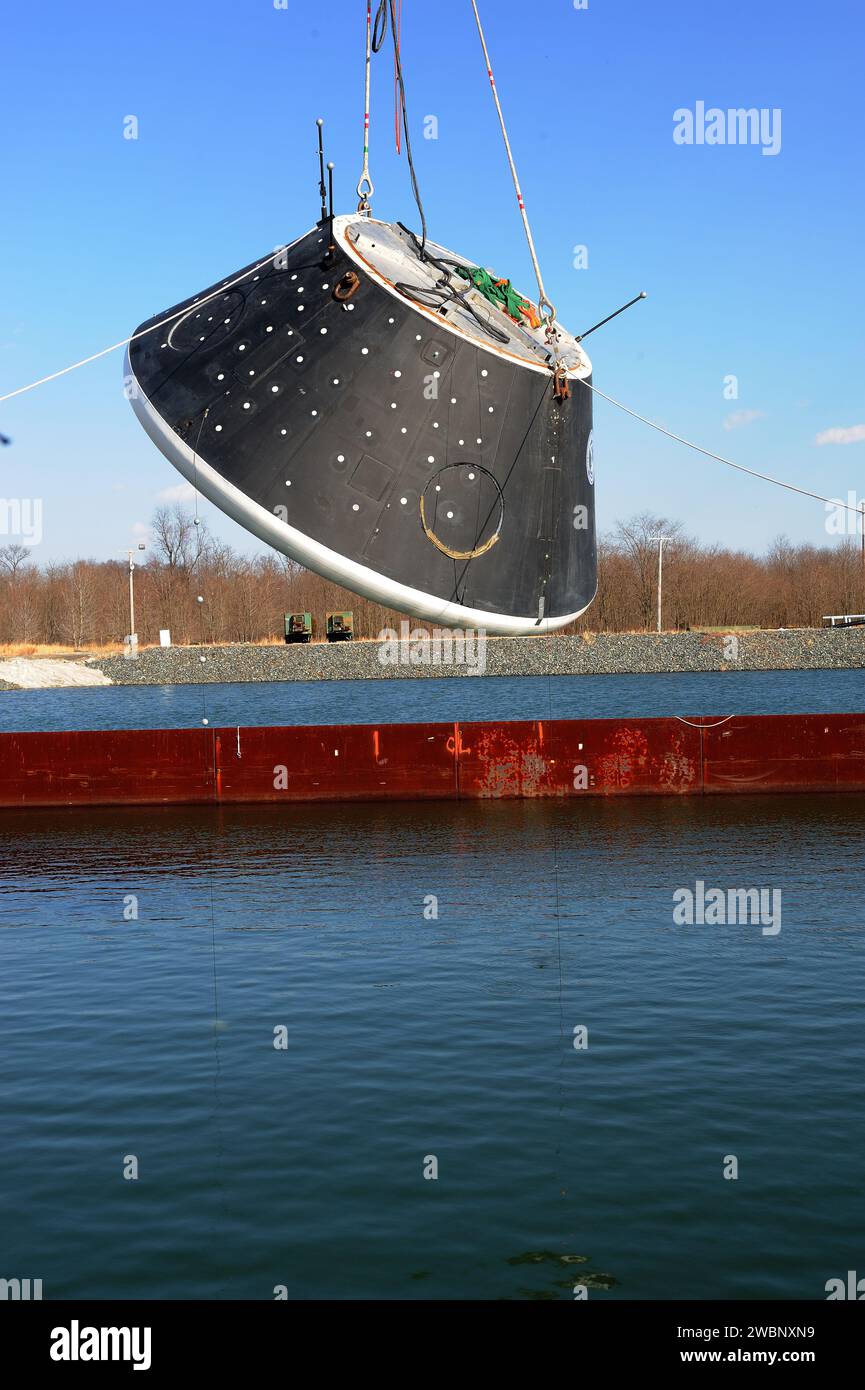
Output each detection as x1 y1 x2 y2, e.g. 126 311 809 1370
0 642 127 661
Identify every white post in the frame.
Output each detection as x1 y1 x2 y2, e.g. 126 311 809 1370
128 550 136 639
649 535 671 634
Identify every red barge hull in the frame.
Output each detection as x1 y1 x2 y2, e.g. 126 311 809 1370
1 713 865 809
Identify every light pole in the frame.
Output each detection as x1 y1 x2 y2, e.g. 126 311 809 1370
122 543 146 643
648 535 672 634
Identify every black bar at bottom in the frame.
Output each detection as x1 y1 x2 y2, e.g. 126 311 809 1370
2 1298 860 1375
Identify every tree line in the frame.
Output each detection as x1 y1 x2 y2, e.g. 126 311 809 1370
1 506 863 648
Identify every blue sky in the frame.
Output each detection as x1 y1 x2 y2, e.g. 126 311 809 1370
1 0 863 563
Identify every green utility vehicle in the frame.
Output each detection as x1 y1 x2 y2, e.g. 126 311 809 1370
284 612 313 644
326 611 354 642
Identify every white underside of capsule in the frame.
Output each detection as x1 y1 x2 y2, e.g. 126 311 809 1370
126 353 590 637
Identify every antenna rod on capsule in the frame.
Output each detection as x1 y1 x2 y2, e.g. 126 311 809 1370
316 119 327 223
327 162 336 255
576 292 647 343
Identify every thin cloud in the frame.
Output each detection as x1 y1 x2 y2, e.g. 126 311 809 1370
723 409 765 432
815 424 865 446
156 481 197 502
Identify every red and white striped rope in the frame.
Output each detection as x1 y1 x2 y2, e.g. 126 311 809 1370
356 1 374 210
469 0 555 323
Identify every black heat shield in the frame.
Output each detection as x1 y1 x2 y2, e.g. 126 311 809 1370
127 220 597 629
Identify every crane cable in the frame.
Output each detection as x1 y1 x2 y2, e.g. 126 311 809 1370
572 374 859 513
384 0 427 251
0 245 288 405
469 0 556 327
0 288 859 519
393 0 403 154
356 0 427 250
0 33 856 528
355 2 374 213
0 303 860 519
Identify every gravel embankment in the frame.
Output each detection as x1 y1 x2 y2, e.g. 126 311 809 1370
76 628 865 685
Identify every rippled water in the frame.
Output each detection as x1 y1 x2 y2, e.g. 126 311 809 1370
1 666 864 732
1 793 864 1300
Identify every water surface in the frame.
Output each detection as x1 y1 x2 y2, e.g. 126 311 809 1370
1 793 862 1300
1 666 863 733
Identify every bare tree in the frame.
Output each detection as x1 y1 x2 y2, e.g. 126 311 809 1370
0 543 31 580
613 514 684 630
61 562 98 649
146 506 210 640
151 505 208 571
2 505 864 646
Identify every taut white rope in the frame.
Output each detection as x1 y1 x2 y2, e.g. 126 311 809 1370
0 244 299 405
1 239 855 519
574 375 862 516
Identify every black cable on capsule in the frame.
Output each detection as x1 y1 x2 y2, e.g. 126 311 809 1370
369 0 428 255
